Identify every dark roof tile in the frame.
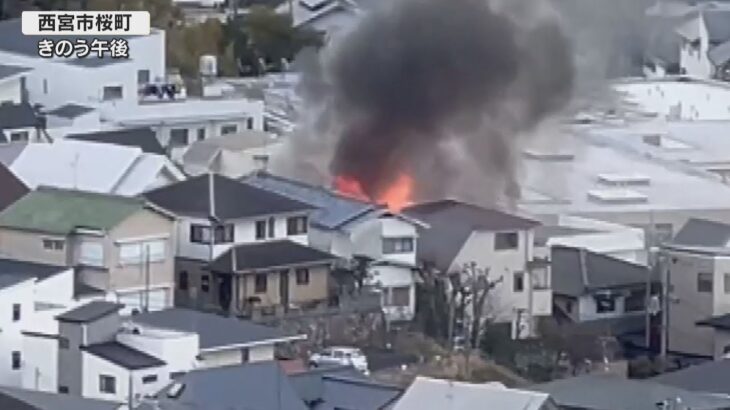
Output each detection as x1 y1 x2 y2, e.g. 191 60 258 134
673 218 730 247
0 102 38 129
145 174 315 220
66 127 165 155
47 104 95 120
210 240 338 273
0 163 28 212
83 342 165 370
56 301 123 323
0 64 30 81
652 359 730 395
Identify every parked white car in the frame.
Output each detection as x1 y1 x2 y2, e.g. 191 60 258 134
309 346 370 375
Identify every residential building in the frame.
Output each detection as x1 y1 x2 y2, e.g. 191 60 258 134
0 102 41 142
394 377 556 410
206 240 338 315
661 218 730 357
0 140 185 196
652 358 730 396
128 308 306 367
244 171 427 322
0 64 29 104
288 366 403 409
405 200 551 328
676 8 730 79
181 131 284 178
533 373 730 410
0 385 119 410
276 0 362 41
549 246 656 349
138 361 309 410
144 174 334 314
0 187 177 312
0 163 27 212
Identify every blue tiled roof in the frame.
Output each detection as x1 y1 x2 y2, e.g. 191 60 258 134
243 172 377 230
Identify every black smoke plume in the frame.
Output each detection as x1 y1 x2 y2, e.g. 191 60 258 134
286 0 574 206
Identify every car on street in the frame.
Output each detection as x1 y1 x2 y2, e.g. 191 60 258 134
309 346 370 375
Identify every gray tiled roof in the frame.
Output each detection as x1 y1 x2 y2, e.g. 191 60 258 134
404 199 539 273
0 258 66 290
130 308 301 350
151 361 308 410
83 342 165 370
550 246 654 297
698 313 730 330
652 359 730 395
145 174 315 220
210 239 338 273
243 171 377 230
674 218 730 247
705 9 730 43
533 373 730 410
0 385 119 410
0 64 30 81
56 301 123 323
0 163 28 212
47 104 95 120
0 103 38 129
290 367 402 410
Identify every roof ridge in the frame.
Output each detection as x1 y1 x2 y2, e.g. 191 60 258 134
321 374 402 390
34 185 145 204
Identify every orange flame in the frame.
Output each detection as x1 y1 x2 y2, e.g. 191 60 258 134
334 173 414 212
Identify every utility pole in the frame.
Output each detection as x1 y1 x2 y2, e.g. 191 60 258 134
525 234 534 338
660 249 670 362
646 211 656 349
144 244 150 312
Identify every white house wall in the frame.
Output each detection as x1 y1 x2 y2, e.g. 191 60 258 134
116 330 199 376
0 280 34 387
249 344 275 362
368 264 416 322
22 336 57 392
198 349 242 368
34 268 75 305
0 76 22 103
82 352 168 403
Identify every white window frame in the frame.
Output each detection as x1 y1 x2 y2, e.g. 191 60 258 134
79 241 104 267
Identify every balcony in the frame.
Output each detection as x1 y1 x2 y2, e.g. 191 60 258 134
138 81 187 103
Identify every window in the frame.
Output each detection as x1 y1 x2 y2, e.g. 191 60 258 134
137 69 150 85
495 232 519 250
255 273 267 293
191 224 212 244
119 241 166 264
595 294 616 313
43 79 48 94
10 131 28 142
247 117 254 130
532 267 549 290
11 351 20 370
12 304 20 322
255 220 267 240
242 348 250 363
170 371 185 380
214 225 234 243
698 272 713 293
390 286 410 307
513 272 524 292
201 275 210 293
142 374 158 384
42 239 64 251
287 216 308 235
179 271 189 291
58 386 68 394
79 241 104 267
268 217 275 238
59 337 69 349
102 86 123 101
296 268 310 285
725 273 730 294
221 124 238 135
99 375 116 394
383 237 414 254
625 289 646 312
170 128 189 146
197 128 206 141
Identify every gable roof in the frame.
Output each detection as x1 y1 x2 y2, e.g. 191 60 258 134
652 359 730 395
83 342 165 370
66 128 165 155
130 308 304 351
0 259 67 290
0 386 119 410
145 173 315 220
150 362 309 410
404 200 539 272
47 104 95 120
0 187 146 235
0 64 30 81
395 377 550 410
2 140 183 196
289 366 403 410
0 102 37 129
550 246 654 297
0 163 28 212
210 240 338 273
56 301 123 323
674 218 730 247
243 171 378 230
533 373 730 410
